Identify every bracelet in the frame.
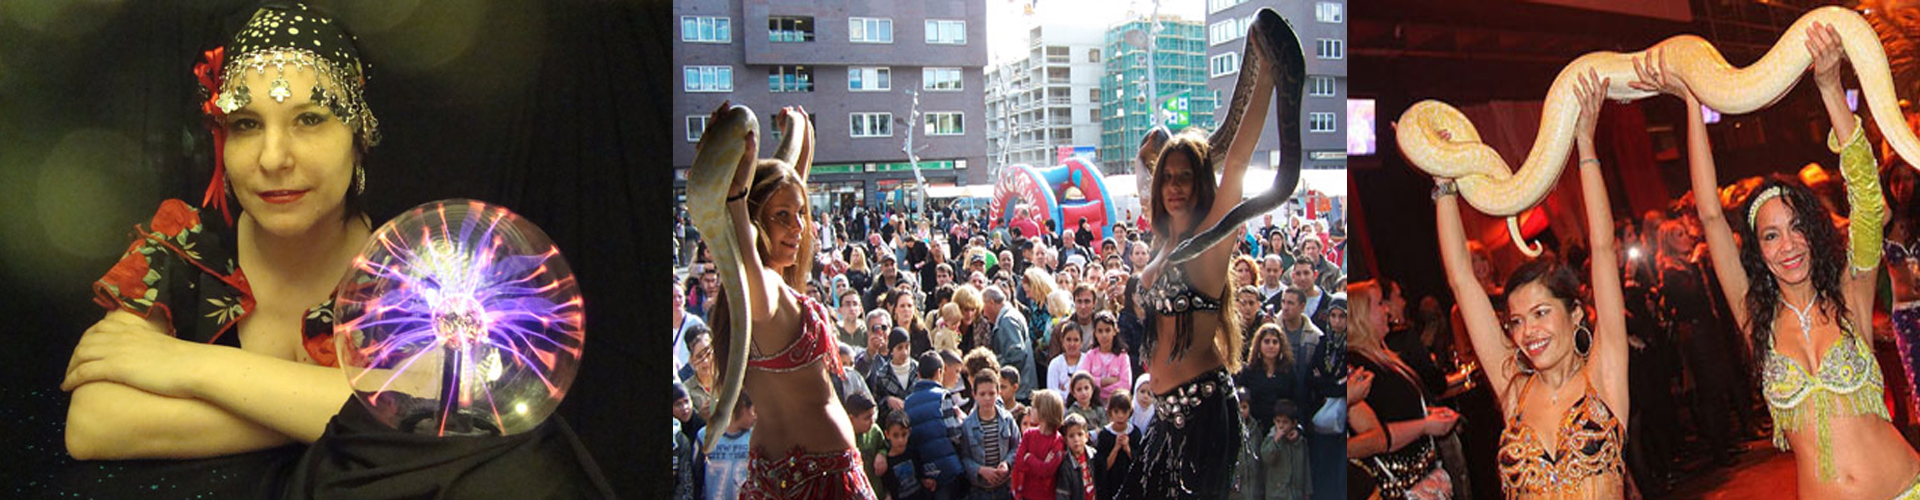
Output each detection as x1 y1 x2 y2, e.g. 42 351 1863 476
726 190 750 203
1430 182 1458 200
1579 158 1601 166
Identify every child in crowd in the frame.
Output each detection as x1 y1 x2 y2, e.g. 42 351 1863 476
1046 322 1087 394
1230 389 1262 500
1054 414 1096 500
849 393 890 500
1092 391 1140 500
1000 366 1029 415
1260 400 1309 500
1127 375 1153 438
1065 372 1107 430
1011 390 1066 500
881 411 933 500
695 394 754 500
961 369 1020 500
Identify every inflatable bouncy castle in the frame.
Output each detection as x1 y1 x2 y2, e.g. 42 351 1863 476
990 156 1118 240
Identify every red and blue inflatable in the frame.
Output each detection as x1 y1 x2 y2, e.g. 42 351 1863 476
990 156 1118 240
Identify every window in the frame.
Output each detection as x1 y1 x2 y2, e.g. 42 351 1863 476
1045 46 1069 64
851 112 893 138
770 65 813 93
1207 0 1247 14
687 115 708 142
684 65 732 92
1209 20 1242 46
768 16 814 42
1309 112 1337 133
1088 88 1101 102
1209 52 1240 77
849 67 891 91
924 68 963 91
1088 48 1101 63
1089 108 1101 122
1317 2 1344 23
1316 39 1344 59
682 16 731 43
1309 76 1336 97
850 17 893 43
925 20 965 45
925 112 964 135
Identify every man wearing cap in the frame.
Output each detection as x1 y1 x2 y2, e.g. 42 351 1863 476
866 251 908 311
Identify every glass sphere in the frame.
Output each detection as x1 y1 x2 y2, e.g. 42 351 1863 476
334 199 585 436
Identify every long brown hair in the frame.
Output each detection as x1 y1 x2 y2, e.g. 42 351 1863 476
1143 129 1243 373
1149 130 1218 242
711 159 817 376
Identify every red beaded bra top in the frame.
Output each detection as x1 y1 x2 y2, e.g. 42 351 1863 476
745 287 842 374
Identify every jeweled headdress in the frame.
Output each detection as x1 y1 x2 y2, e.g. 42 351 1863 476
195 2 380 224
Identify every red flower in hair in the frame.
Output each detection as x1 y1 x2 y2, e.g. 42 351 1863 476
193 47 225 117
193 46 233 226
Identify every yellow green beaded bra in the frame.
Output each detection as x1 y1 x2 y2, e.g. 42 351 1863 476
1761 326 1888 481
1756 115 1890 482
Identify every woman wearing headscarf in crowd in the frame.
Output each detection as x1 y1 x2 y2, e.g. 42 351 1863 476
1646 25 1920 498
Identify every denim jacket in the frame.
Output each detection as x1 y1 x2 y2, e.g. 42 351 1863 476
959 404 1022 492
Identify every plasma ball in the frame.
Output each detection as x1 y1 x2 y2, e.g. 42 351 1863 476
333 199 585 437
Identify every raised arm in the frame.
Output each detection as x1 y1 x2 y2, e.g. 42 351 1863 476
1808 22 1885 308
721 115 778 322
1634 51 1751 329
1435 185 1521 401
1568 70 1631 412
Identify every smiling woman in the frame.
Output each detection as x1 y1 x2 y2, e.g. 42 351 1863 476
62 0 373 480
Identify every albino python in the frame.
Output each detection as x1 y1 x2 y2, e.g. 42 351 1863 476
1396 6 1920 256
1137 7 1307 264
686 102 813 449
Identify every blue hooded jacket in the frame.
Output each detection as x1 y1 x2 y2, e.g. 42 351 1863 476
904 379 965 487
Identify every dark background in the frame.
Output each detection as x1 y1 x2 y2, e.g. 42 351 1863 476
0 0 672 497
1346 0 1869 300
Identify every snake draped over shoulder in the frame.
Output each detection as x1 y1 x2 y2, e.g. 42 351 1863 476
1396 6 1920 256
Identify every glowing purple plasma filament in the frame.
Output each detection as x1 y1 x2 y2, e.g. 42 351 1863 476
334 200 585 436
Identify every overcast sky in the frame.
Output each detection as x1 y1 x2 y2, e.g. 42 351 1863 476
986 0 1209 65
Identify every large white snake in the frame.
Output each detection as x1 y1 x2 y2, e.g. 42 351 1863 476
1395 6 1920 256
686 103 811 450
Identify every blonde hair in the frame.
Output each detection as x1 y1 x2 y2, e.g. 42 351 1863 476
1046 290 1074 318
1031 389 1066 430
952 284 983 312
1348 280 1415 379
1023 267 1059 301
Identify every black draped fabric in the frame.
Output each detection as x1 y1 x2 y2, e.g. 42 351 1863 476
282 399 614 500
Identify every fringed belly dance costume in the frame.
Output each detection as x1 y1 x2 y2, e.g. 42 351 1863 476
1496 376 1624 499
1754 116 1920 498
739 288 877 500
1121 262 1243 500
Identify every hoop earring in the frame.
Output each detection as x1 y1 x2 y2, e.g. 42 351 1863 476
1511 346 1535 374
354 164 366 195
1575 324 1593 358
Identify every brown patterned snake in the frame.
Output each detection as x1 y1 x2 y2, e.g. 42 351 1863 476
686 103 813 449
1396 6 1920 256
